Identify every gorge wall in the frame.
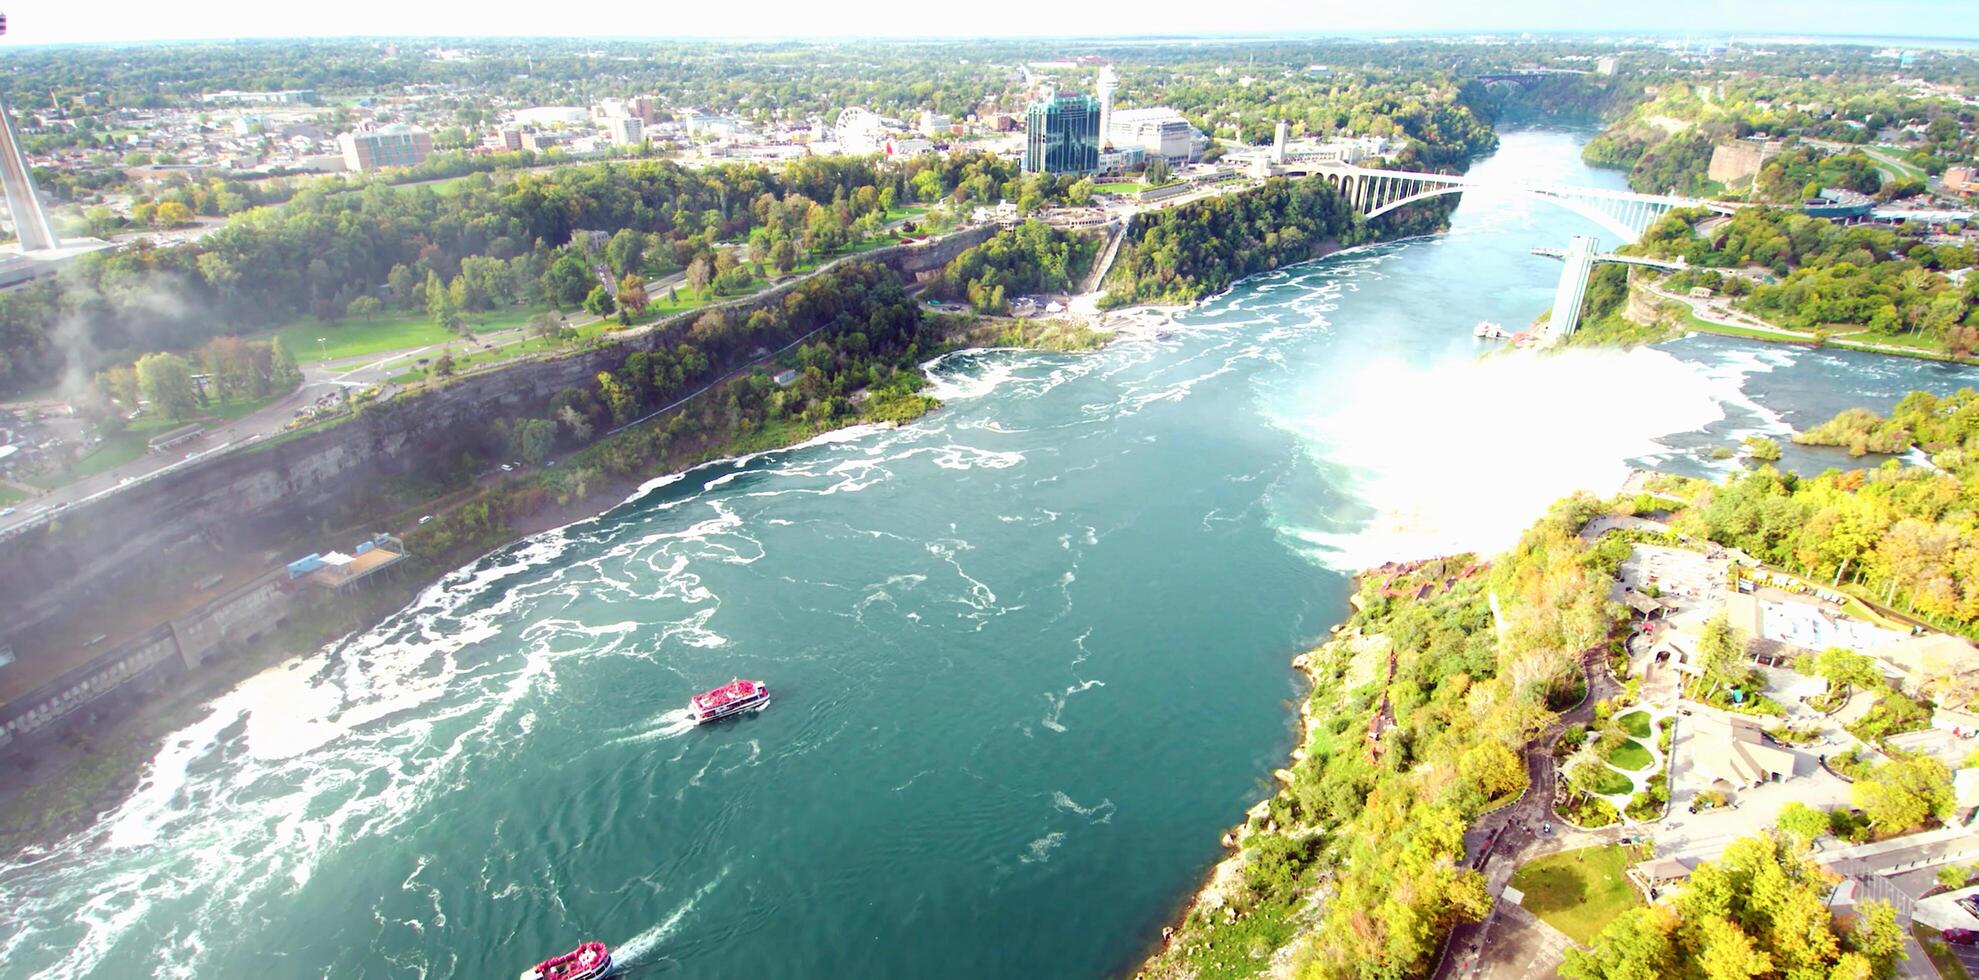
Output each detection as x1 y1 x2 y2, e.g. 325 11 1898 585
0 225 996 639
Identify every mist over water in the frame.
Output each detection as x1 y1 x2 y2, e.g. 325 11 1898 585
4 129 1977 979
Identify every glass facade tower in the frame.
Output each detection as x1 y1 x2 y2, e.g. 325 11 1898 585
1023 94 1101 175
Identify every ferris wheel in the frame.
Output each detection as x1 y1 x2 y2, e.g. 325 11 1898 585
834 107 883 154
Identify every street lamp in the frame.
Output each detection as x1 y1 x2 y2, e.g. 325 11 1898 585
317 337 328 360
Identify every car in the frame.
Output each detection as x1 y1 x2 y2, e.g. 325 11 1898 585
1540 822 1552 836
500 463 513 472
1959 895 1979 920
418 515 434 525
0 506 14 517
1944 928 1979 946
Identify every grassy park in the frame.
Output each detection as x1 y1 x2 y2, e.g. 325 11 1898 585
1617 711 1652 739
1605 739 1654 772
1589 766 1635 795
271 308 538 364
1508 845 1645 945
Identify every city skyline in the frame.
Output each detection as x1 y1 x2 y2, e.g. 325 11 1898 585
4 0 1976 46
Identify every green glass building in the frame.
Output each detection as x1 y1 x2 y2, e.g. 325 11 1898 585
1023 94 1100 175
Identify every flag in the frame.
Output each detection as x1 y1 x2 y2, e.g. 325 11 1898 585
1 13 10 36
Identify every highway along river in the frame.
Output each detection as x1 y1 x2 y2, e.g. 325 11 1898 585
5 129 1978 978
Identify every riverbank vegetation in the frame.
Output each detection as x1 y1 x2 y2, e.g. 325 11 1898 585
1560 833 1906 979
1144 496 1624 979
1099 177 1457 310
392 262 936 560
929 221 1098 313
1653 389 1979 649
1630 206 1977 354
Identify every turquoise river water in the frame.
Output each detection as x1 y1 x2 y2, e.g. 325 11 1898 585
4 129 1978 979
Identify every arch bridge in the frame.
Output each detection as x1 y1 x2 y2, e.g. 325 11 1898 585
1297 162 1704 244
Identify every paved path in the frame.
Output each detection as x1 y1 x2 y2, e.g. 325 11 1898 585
1436 649 1621 979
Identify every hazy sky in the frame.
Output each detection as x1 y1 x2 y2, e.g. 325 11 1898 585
4 0 1975 46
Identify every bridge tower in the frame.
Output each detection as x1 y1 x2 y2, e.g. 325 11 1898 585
1548 235 1599 338
0 95 59 253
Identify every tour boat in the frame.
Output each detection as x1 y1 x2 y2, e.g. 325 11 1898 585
520 941 611 980
688 678 770 724
1474 320 1506 339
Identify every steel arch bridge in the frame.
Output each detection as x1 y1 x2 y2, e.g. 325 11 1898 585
1306 164 1704 243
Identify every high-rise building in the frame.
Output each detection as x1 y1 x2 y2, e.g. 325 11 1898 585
1107 107 1200 164
337 124 434 173
1095 66 1118 148
0 97 59 252
1022 93 1100 175
608 116 645 147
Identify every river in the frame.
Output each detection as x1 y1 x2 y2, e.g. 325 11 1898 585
5 128 1978 980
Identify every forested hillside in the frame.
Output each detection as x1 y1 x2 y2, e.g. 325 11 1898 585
0 152 1049 394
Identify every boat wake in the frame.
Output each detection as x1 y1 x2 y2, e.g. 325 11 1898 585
613 867 730 970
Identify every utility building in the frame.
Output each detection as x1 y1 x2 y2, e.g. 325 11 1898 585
1023 93 1100 175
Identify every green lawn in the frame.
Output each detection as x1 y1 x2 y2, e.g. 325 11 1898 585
1617 711 1652 739
0 483 28 506
1590 766 1636 795
1683 310 1809 343
203 389 289 421
1509 845 1645 946
270 308 538 365
1093 181 1151 195
1871 146 1928 181
1606 739 1654 772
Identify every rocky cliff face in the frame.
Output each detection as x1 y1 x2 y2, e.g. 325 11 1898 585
0 227 996 638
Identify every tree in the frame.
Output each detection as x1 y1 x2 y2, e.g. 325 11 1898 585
345 295 384 321
1144 155 1172 186
543 252 594 309
1774 802 1829 844
528 312 572 345
1816 647 1881 693
769 238 797 276
1567 834 1905 980
153 201 194 227
507 417 556 465
596 370 635 426
1853 755 1953 833
269 337 301 389
616 273 649 316
555 403 593 442
1742 436 1782 462
605 227 645 277
583 285 616 319
426 270 463 332
1938 864 1975 891
685 255 713 299
1695 614 1752 696
135 352 197 419
429 351 455 378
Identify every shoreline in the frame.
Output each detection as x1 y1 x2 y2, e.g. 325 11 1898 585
0 303 1151 864
1132 627 1339 977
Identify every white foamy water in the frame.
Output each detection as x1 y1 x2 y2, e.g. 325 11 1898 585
1270 345 1730 570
